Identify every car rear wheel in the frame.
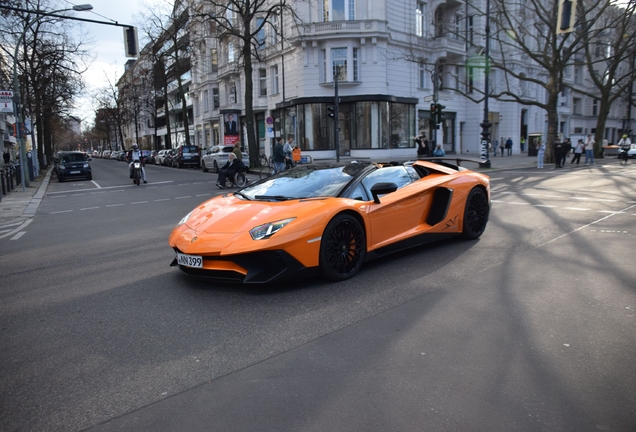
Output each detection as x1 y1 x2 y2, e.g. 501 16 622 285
201 161 208 172
461 187 489 239
213 160 219 173
319 214 366 281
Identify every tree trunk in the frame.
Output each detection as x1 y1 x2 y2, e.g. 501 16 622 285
243 39 258 169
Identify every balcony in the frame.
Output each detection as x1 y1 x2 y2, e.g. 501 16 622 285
296 20 388 40
429 36 466 57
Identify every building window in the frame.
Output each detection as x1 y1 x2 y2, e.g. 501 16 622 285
201 52 208 75
592 98 598 116
229 82 237 104
419 62 427 88
416 2 426 37
466 15 474 45
212 88 219 109
454 14 463 39
352 48 358 81
271 65 279 94
270 14 278 45
259 69 267 96
228 42 235 62
332 47 347 81
211 48 218 72
256 17 265 49
321 49 327 83
573 98 582 115
203 89 209 112
466 67 474 93
323 0 355 22
434 7 445 37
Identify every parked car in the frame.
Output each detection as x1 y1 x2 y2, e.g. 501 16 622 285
171 145 201 168
146 150 158 165
53 151 92 182
201 145 250 173
155 149 170 165
160 149 175 166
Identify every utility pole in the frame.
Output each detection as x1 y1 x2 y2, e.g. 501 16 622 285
479 0 492 168
333 66 340 162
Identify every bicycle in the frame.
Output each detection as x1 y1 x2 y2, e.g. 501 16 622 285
258 154 276 180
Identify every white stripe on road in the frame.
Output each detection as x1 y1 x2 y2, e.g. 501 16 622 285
11 231 26 240
106 204 125 207
51 210 73 214
91 180 102 188
0 218 33 240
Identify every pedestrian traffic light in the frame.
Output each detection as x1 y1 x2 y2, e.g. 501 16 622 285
436 104 446 124
430 103 437 124
557 0 577 34
327 105 336 119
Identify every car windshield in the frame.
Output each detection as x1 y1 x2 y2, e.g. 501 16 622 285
60 154 87 163
242 163 371 200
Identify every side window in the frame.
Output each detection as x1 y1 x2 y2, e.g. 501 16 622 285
361 166 414 195
348 184 369 201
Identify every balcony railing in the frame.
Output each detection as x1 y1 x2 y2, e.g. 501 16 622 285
297 20 387 38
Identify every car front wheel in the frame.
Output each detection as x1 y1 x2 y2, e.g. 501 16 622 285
213 160 219 173
319 214 366 281
461 187 489 239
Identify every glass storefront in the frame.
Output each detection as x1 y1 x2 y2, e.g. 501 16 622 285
289 101 415 151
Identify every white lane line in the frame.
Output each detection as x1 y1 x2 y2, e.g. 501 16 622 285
154 198 170 202
175 196 192 199
11 232 26 240
534 204 557 208
71 193 86 196
196 194 211 197
131 201 148 204
597 210 626 214
106 204 125 207
0 220 26 228
91 180 102 188
563 207 591 211
51 210 73 214
0 218 33 240
80 207 100 211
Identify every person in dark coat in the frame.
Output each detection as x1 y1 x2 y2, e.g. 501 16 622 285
415 132 429 157
553 139 564 168
216 152 245 188
560 138 572 167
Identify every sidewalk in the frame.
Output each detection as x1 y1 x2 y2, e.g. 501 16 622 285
0 167 51 224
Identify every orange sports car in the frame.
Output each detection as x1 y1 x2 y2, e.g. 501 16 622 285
169 159 490 283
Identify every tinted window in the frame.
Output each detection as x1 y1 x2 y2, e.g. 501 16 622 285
361 166 414 193
182 146 198 153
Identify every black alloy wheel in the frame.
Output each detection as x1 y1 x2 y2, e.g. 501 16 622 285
319 214 366 281
461 187 489 239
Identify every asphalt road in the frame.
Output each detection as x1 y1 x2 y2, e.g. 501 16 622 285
1 158 635 431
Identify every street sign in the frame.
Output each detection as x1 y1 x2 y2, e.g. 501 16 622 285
423 95 434 102
266 116 274 124
0 90 13 113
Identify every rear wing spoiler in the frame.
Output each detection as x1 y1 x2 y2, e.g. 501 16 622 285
416 157 491 170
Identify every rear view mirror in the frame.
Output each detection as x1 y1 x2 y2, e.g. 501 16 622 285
370 182 398 204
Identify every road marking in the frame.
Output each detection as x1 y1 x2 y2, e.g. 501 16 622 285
80 207 100 211
196 194 211 197
154 198 170 202
0 218 33 239
534 204 557 208
131 201 148 204
563 207 591 211
91 180 102 188
597 210 625 214
175 196 192 199
106 204 125 207
11 231 26 240
51 210 73 214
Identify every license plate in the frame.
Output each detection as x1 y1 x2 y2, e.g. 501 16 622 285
70 170 80 174
176 253 203 268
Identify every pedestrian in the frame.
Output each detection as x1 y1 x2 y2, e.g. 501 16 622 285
553 138 564 168
537 139 546 168
585 134 595 165
415 132 429 158
433 143 445 156
492 137 499 157
571 139 584 165
283 137 294 169
500 137 505 156
520 136 526 152
273 137 286 174
232 142 242 161
560 138 571 167
3 150 10 164
505 137 513 156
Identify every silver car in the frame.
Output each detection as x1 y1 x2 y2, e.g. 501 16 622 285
201 145 250 173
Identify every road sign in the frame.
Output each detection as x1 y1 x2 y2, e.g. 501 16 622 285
423 95 434 102
266 116 274 125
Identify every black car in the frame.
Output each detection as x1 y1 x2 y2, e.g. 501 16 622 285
171 145 200 168
54 151 92 182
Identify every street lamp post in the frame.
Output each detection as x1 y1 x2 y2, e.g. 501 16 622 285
11 4 93 190
479 0 492 168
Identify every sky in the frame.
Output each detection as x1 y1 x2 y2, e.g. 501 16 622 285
63 0 144 128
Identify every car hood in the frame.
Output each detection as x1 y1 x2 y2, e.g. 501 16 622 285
182 194 333 235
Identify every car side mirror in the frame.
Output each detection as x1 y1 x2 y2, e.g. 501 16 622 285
370 182 398 204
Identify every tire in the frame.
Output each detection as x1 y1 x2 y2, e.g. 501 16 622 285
213 160 219 173
234 172 247 187
201 161 208 172
461 187 489 239
319 214 366 281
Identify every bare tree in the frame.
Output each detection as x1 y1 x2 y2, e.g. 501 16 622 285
94 72 128 150
193 0 298 168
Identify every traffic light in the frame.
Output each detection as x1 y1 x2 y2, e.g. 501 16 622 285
557 0 577 34
430 103 437 124
436 103 446 124
124 26 139 58
327 105 336 119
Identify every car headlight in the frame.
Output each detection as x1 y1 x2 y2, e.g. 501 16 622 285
250 218 296 240
59 164 65 170
83 163 89 168
177 211 194 227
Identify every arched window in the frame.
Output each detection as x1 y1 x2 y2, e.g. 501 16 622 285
435 7 445 37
